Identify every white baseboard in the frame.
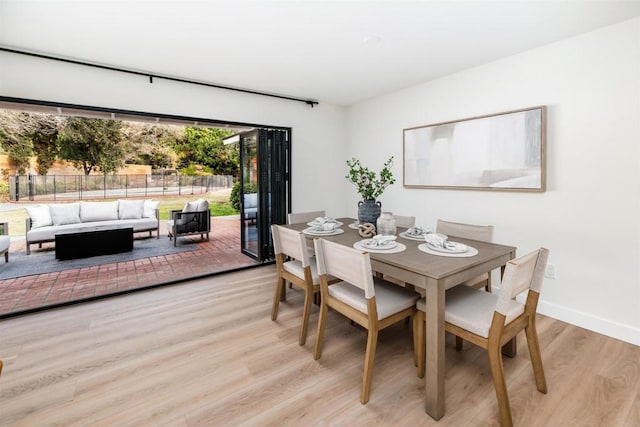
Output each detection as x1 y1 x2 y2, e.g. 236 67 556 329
512 293 640 347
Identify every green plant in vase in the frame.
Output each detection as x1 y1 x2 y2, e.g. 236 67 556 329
345 156 396 225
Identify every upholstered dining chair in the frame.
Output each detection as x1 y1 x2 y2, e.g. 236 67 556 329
287 210 326 225
313 238 420 404
271 224 336 346
414 248 549 427
393 215 416 229
437 219 494 291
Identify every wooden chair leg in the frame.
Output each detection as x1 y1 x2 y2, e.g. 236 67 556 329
314 301 329 360
271 276 285 321
455 336 464 351
4 252 7 263
414 310 425 378
299 286 314 346
525 323 547 393
488 342 513 427
360 327 379 404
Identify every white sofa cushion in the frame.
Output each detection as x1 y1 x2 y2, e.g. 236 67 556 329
27 218 158 242
143 200 159 218
0 235 10 253
80 201 119 222
25 205 53 229
118 200 145 220
49 203 81 226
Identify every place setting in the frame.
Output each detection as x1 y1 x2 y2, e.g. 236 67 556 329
418 232 478 257
303 216 345 236
353 234 407 253
398 225 433 241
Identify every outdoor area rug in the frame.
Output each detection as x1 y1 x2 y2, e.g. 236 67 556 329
0 237 198 280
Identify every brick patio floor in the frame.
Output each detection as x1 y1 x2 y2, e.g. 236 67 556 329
0 216 262 317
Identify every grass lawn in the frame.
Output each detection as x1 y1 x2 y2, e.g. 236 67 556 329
0 188 238 237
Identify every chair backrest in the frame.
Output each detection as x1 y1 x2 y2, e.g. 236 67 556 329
271 225 311 267
436 219 493 242
496 248 549 315
314 238 375 299
244 193 258 209
287 210 327 224
393 215 416 228
183 198 209 213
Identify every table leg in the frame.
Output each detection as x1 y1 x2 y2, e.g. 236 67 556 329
425 278 445 420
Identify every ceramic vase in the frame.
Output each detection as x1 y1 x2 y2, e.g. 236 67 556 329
357 199 381 225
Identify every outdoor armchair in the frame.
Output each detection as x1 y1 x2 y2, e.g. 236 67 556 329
168 198 211 246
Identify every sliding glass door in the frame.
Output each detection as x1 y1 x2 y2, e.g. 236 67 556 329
240 128 290 260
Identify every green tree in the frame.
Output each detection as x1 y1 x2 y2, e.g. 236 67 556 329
122 122 180 169
0 111 35 174
0 111 62 175
173 127 237 175
58 117 126 175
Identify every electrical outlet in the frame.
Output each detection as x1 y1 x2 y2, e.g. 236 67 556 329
544 264 556 280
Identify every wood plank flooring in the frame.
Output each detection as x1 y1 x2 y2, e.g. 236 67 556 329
0 265 639 426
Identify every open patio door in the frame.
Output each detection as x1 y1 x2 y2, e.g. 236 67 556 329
239 128 290 261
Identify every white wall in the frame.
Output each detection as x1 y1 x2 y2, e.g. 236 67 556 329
0 52 348 217
346 18 640 345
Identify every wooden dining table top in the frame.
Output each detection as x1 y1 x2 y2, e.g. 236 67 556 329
285 217 517 290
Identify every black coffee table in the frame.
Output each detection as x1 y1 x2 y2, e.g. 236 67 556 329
55 227 134 260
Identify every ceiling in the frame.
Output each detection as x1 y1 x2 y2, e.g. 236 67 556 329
1 1 639 106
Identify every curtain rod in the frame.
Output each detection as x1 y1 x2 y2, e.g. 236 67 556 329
0 46 319 108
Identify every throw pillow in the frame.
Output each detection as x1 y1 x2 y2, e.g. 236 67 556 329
196 198 209 212
182 200 200 213
80 201 119 222
49 203 81 226
118 200 145 220
24 205 53 229
143 200 159 218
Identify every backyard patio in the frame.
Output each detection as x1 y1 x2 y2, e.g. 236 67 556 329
0 215 261 316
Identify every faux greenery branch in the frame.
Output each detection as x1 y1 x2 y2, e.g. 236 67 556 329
345 156 396 200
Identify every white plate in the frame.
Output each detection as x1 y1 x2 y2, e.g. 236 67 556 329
399 231 426 241
348 222 360 229
302 227 344 236
307 220 343 227
360 238 397 250
426 241 468 254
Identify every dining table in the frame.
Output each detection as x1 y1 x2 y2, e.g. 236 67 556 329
284 217 517 420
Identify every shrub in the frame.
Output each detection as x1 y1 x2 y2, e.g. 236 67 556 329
230 181 257 211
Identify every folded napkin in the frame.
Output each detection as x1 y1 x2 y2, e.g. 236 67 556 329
407 226 426 237
373 234 397 246
424 232 447 248
313 222 337 231
314 216 336 224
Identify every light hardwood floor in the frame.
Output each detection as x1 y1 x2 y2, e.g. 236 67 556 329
0 265 639 426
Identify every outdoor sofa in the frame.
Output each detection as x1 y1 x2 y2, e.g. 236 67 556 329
24 200 159 255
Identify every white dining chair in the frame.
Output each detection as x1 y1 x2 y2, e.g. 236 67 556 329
287 210 326 225
414 248 549 427
313 237 420 404
393 215 416 229
271 224 334 346
437 219 494 291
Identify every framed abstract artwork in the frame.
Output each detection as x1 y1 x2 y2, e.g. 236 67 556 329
403 106 546 192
